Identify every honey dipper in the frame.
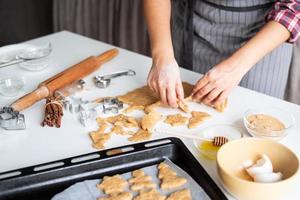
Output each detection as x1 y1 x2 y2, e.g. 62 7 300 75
155 129 229 147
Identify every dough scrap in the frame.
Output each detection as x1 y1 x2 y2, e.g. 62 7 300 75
134 189 166 200
98 192 133 200
90 132 112 149
166 189 192 200
188 111 211 129
118 85 160 107
97 175 128 194
123 105 145 114
164 114 188 126
93 119 109 134
141 110 162 131
119 82 194 112
105 115 127 124
129 169 156 191
107 114 139 128
128 129 152 142
111 125 135 136
111 125 126 135
106 149 124 156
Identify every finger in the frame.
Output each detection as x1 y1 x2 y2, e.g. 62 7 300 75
152 81 159 95
192 75 209 95
214 90 229 105
147 72 154 91
175 81 184 101
166 84 178 108
192 83 215 102
158 85 168 106
148 81 155 92
202 88 222 105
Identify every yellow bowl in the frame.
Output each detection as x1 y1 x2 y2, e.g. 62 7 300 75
217 138 299 200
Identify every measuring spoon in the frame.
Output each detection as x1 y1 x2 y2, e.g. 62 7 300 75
94 69 136 88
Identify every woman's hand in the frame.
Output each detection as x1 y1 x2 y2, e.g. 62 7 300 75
148 56 184 107
192 58 249 106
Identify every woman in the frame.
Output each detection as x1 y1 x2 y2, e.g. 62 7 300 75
144 0 300 108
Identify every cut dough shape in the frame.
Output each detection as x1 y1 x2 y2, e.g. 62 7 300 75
188 111 211 129
160 176 187 190
141 110 162 131
132 169 145 177
178 100 190 113
164 114 188 126
166 189 192 200
98 192 133 200
97 175 128 194
123 105 145 114
158 163 187 190
129 169 156 191
158 163 177 179
144 101 163 114
213 98 228 112
134 189 166 200
128 129 152 142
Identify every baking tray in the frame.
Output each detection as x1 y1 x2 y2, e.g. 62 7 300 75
0 137 228 200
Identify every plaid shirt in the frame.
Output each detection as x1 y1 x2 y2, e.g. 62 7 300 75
266 0 300 42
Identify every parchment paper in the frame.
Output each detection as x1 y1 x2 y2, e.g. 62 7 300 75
52 159 211 200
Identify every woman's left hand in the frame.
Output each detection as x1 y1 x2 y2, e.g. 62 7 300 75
191 58 249 106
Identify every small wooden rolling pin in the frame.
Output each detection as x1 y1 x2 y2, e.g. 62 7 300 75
11 48 119 111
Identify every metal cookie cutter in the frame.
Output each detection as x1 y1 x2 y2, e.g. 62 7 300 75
94 69 136 88
102 97 123 114
0 107 26 130
78 97 123 127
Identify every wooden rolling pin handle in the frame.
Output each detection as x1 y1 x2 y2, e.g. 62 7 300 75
39 48 119 87
10 86 49 111
96 48 119 65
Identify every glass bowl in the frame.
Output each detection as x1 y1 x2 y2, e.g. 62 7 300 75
243 107 295 140
19 57 49 71
0 77 26 97
193 124 243 160
18 42 52 71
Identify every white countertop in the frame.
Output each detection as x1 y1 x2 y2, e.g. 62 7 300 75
0 31 299 199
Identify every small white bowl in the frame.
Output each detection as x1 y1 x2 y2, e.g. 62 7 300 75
0 77 25 97
193 124 243 160
243 107 295 140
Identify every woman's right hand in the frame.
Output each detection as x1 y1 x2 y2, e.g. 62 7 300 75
147 56 184 108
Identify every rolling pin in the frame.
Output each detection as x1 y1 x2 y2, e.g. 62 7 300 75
11 48 119 111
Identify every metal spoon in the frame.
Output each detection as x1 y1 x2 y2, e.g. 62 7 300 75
0 43 52 68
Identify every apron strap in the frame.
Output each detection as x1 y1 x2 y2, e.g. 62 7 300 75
180 0 195 70
200 0 274 12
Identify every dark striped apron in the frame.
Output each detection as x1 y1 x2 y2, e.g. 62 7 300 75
171 0 293 98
